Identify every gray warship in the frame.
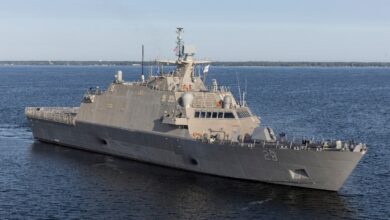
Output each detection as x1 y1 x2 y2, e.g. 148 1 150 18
25 28 366 191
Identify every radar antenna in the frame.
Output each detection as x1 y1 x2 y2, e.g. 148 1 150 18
176 27 184 60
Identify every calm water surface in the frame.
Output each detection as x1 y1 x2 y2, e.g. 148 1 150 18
0 66 389 219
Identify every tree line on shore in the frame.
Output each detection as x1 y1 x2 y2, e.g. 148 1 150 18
0 61 389 67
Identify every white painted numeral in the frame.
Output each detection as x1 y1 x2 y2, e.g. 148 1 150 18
263 149 278 161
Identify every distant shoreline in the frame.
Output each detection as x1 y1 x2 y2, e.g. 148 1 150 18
0 61 390 67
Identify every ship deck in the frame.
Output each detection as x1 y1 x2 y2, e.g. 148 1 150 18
25 107 79 125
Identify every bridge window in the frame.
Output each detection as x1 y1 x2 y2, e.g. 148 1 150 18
194 111 235 119
224 112 235 118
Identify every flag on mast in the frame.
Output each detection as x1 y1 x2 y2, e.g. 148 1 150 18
203 64 210 74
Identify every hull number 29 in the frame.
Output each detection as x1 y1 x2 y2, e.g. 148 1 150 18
263 149 278 161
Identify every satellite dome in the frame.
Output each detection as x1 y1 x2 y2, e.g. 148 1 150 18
181 92 194 108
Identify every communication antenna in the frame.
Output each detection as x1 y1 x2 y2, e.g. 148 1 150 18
243 78 248 106
236 73 242 106
141 45 145 82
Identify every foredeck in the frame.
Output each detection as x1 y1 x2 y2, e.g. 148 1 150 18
25 107 79 125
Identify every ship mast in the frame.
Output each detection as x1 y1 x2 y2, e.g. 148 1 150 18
176 27 184 60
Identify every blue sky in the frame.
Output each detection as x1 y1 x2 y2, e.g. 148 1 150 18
0 0 389 61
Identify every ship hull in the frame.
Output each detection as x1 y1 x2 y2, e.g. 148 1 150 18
28 118 364 191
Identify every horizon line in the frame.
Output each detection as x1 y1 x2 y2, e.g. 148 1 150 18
1 60 390 63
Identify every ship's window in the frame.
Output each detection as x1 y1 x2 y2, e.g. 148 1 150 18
224 112 235 119
194 111 200 118
194 111 234 119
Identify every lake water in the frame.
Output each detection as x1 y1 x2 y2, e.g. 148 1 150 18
0 65 389 219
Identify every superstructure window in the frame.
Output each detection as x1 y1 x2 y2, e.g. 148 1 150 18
224 112 235 118
194 111 235 119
